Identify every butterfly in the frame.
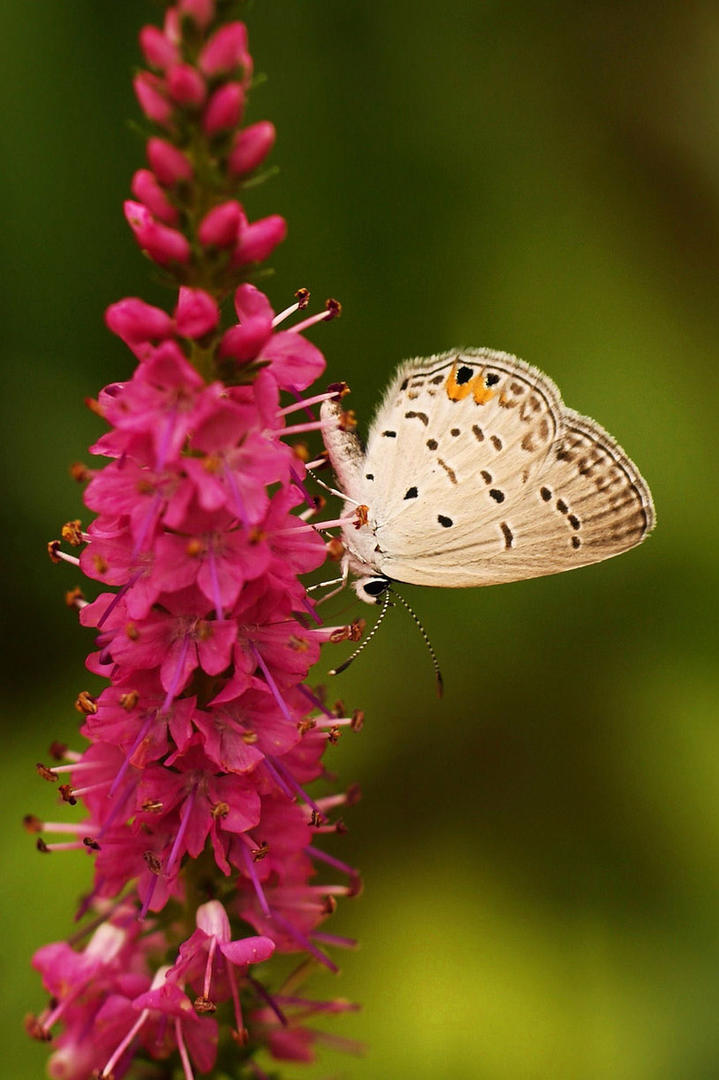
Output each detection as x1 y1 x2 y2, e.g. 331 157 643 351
319 347 655 605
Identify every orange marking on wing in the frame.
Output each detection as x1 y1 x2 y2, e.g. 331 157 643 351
445 362 474 401
473 379 495 405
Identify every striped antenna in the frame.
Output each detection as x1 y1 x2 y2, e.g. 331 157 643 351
329 587 444 697
329 590 393 676
390 589 444 698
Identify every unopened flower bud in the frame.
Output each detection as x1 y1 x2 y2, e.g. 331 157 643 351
199 22 252 81
203 83 245 135
147 137 193 185
124 201 191 265
174 287 220 338
133 72 172 127
131 169 178 225
167 63 207 107
198 201 242 248
179 0 215 28
105 297 174 345
234 214 287 265
139 25 179 70
228 121 276 175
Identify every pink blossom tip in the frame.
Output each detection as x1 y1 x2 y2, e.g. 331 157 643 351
133 71 172 127
235 214 287 266
228 121 276 176
203 82 245 136
198 200 242 248
130 169 178 225
174 287 219 338
167 63 207 107
105 298 174 345
124 200 191 266
146 137 193 186
139 25 179 71
199 22 252 82
178 0 216 29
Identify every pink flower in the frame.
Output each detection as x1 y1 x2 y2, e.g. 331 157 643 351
32 6 360 1078
99 966 219 1079
220 283 325 389
169 899 274 1036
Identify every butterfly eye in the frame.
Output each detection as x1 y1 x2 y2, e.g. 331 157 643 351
360 577 390 599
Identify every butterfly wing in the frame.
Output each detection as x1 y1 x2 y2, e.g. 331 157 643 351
351 348 654 587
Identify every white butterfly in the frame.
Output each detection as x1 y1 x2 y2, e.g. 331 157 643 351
320 347 655 605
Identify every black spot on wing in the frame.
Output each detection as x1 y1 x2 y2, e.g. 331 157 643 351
382 430 397 438
426 438 438 450
404 486 418 500
486 372 500 386
456 365 473 385
500 521 513 548
438 515 453 528
489 489 505 503
405 411 429 426
365 473 374 480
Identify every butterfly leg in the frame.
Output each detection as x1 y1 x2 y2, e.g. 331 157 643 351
306 466 363 507
308 556 350 606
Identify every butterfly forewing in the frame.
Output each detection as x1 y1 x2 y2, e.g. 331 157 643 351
326 348 654 589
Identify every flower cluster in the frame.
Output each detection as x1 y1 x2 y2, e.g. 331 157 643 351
28 4 363 1078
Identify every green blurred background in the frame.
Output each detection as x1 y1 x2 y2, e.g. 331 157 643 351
2 2 718 1077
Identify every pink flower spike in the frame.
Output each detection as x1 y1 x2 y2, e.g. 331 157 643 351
199 22 252 81
168 63 207 108
147 137 193 185
179 0 216 29
229 121 276 176
131 168 178 225
105 297 174 346
198 200 242 248
139 25 179 70
174 287 219 338
125 200 191 266
235 215 287 266
203 82 245 136
133 72 172 127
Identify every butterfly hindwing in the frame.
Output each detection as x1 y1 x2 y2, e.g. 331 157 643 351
326 348 654 589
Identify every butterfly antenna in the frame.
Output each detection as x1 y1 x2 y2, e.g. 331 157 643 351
390 588 444 697
329 589 393 677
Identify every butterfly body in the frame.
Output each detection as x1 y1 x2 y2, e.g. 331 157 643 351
320 348 655 602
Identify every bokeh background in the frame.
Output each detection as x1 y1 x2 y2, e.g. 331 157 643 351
2 2 718 1077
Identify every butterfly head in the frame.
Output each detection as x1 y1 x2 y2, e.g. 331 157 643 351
353 575 391 604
